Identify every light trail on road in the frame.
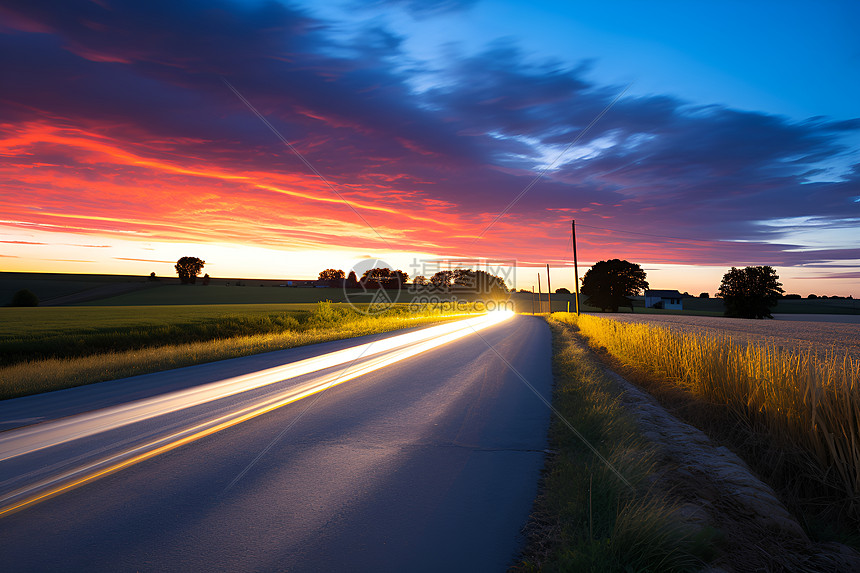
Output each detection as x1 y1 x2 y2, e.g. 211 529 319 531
0 310 513 517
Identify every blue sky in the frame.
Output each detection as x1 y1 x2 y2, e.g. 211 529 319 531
303 0 859 121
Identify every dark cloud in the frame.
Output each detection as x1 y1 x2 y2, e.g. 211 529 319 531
419 43 859 262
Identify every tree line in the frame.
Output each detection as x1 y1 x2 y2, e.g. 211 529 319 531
318 267 509 295
161 255 827 319
579 259 789 319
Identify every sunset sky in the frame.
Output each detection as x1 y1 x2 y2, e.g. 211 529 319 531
1 0 858 296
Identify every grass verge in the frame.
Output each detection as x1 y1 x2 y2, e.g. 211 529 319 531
0 302 473 400
513 316 717 571
563 312 860 543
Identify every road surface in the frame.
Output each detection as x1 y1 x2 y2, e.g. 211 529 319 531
0 313 552 572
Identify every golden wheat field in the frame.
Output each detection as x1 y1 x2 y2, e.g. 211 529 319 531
596 313 860 358
555 312 860 515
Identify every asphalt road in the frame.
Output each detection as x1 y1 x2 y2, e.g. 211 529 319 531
0 314 552 572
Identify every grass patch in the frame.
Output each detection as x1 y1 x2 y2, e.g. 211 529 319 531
514 316 717 571
0 302 474 400
564 312 860 541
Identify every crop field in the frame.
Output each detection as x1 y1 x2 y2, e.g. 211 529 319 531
594 312 860 358
557 312 860 528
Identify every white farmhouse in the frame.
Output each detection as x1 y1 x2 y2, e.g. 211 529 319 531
644 289 684 310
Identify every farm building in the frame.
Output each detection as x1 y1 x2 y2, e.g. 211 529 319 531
644 289 684 310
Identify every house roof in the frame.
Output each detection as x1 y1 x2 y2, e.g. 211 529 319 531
645 289 684 298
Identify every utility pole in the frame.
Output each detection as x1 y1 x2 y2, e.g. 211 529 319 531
546 263 552 314
531 286 535 315
572 219 580 315
537 273 542 313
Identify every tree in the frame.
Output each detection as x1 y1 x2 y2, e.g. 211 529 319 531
412 275 428 286
346 271 359 289
390 269 408 288
451 269 509 298
318 269 345 287
580 259 649 312
699 292 709 298
429 270 454 289
360 267 407 289
555 287 571 295
175 256 205 284
10 289 39 307
717 266 784 319
202 273 210 286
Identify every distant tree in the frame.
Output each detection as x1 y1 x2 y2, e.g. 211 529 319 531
451 269 509 298
175 256 205 284
699 292 709 298
10 288 39 307
717 266 784 319
392 269 408 288
555 287 571 295
807 294 818 299
346 270 359 289
318 269 345 287
202 273 210 286
148 271 158 282
783 294 801 299
518 288 532 293
360 267 407 289
412 275 428 286
580 259 649 313
429 270 454 289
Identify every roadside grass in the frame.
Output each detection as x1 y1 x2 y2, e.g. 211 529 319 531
0 302 475 400
514 317 717 571
560 312 860 539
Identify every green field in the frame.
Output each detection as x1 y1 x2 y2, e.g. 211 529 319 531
76 285 353 306
0 303 318 340
0 272 141 305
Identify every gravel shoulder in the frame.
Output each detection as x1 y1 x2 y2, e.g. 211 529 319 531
590 312 860 358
